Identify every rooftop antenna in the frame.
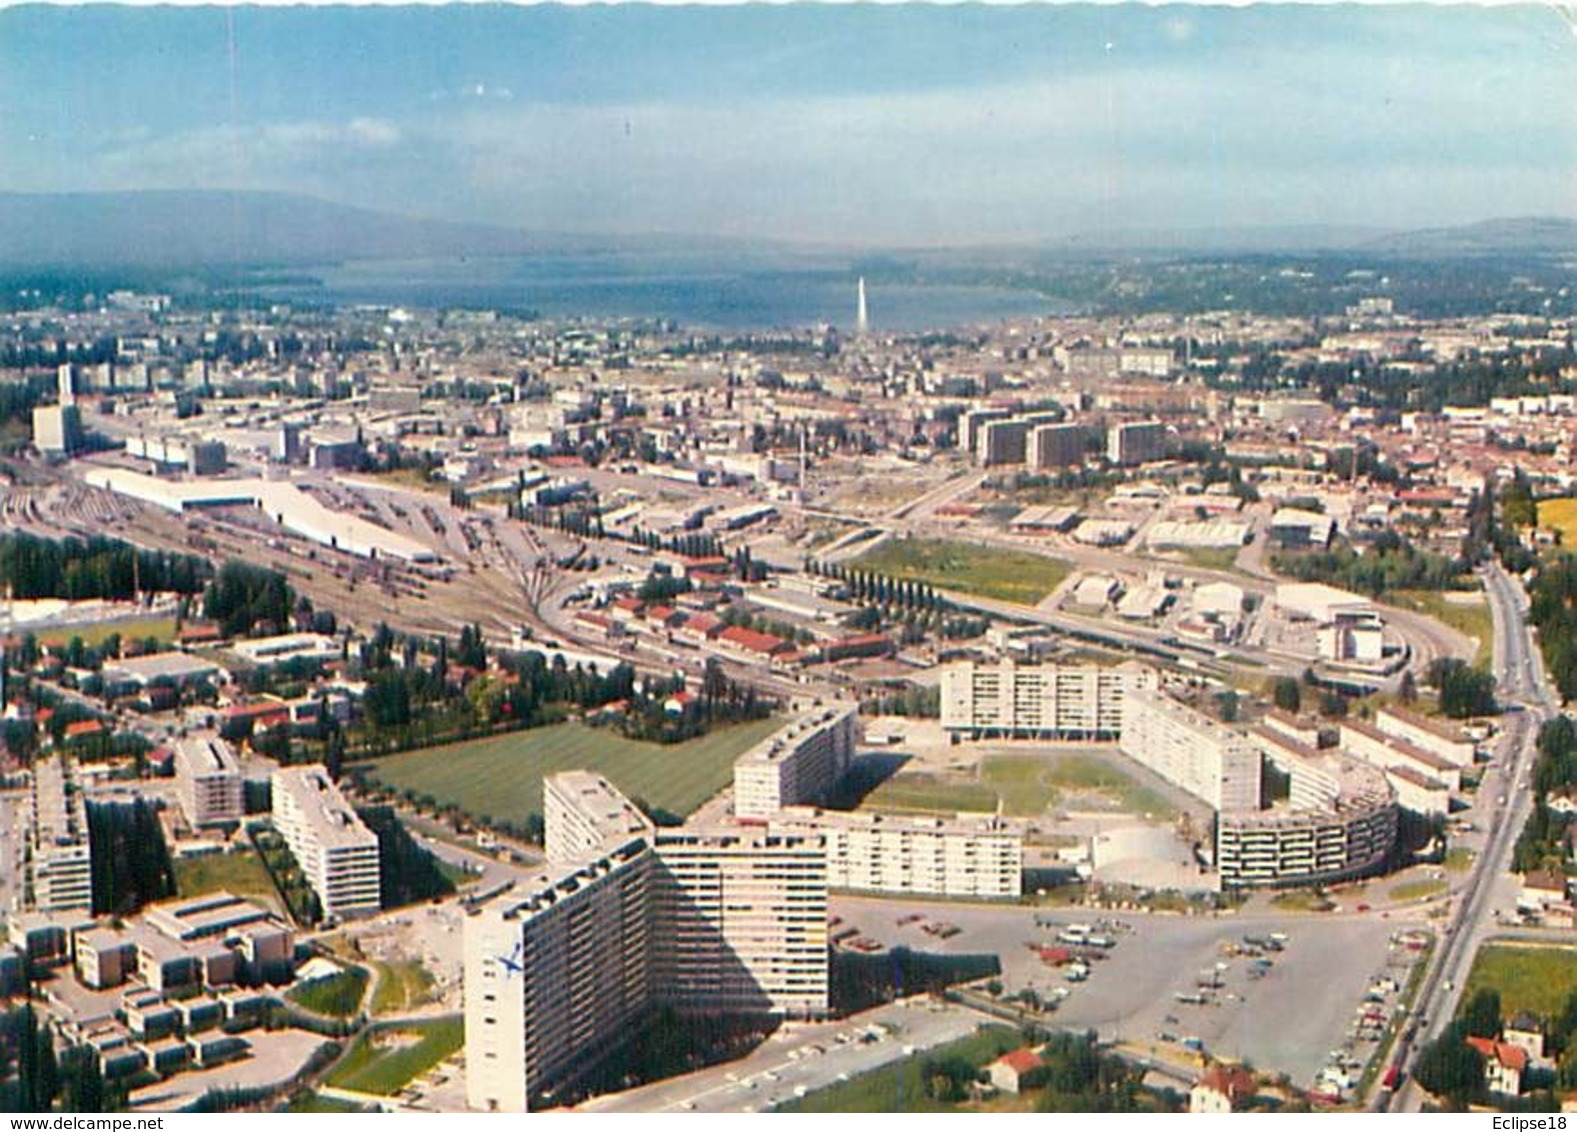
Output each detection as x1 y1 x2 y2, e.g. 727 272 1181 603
856 277 869 337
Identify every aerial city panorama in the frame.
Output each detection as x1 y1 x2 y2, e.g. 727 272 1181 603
2 0 1577 1117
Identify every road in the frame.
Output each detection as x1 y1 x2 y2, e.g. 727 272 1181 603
1382 561 1556 1112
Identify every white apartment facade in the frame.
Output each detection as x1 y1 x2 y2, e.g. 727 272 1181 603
270 764 381 920
732 705 857 819
773 807 1022 899
173 735 244 828
27 755 94 914
1118 687 1262 813
940 660 1157 740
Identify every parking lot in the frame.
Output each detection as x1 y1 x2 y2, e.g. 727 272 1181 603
829 894 1414 1089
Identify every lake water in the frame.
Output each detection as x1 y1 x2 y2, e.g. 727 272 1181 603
260 254 1064 333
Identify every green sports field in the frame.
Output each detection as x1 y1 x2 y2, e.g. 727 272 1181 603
353 717 783 828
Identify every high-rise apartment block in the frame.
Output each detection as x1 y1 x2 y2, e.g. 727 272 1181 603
466 773 829 1112
173 735 244 828
732 706 857 819
26 755 94 914
270 765 381 920
1118 687 1262 813
1107 419 1166 466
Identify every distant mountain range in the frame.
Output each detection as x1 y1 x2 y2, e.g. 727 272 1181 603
2 189 1576 269
0 190 605 268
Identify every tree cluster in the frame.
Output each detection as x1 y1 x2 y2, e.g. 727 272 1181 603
0 532 208 601
203 561 294 638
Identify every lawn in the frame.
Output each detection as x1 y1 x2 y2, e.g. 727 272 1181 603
325 1016 464 1096
355 717 783 829
287 966 369 1019
1461 944 1577 1021
1385 589 1493 672
369 958 435 1016
850 537 1071 606
172 847 282 911
779 1025 1022 1113
1443 847 1476 874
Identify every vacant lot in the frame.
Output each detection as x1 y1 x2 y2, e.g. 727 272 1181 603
1386 588 1492 671
355 717 782 828
325 1016 464 1096
1462 943 1577 1020
851 538 1071 606
370 958 435 1017
173 847 281 912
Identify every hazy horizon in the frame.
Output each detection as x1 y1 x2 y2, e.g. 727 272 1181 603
2 4 1576 248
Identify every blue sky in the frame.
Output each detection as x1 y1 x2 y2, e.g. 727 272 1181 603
1 4 1574 246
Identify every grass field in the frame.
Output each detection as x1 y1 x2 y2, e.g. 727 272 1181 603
1462 944 1577 1020
369 959 435 1017
850 537 1071 606
325 1017 464 1096
1444 847 1476 874
1386 589 1493 672
173 847 281 911
779 1026 1022 1113
355 717 783 828
287 967 369 1019
37 615 177 650
1539 497 1577 548
864 755 1171 820
862 773 999 814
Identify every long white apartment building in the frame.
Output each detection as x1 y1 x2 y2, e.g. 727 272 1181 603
467 773 829 1112
271 764 381 920
1373 707 1477 768
1118 687 1262 813
732 705 857 819
173 735 244 828
941 660 1158 740
772 806 1022 899
27 755 95 914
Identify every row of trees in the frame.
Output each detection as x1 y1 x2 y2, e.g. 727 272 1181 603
87 798 176 916
808 557 950 614
0 532 209 601
1512 717 1577 874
